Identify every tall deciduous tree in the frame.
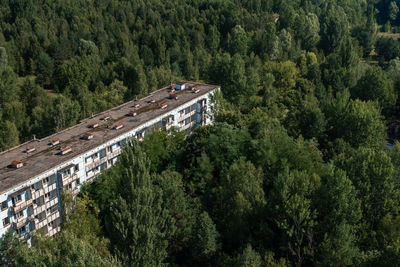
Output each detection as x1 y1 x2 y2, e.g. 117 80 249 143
104 140 174 265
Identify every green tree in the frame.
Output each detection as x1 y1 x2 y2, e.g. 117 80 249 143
191 212 219 263
352 66 396 117
0 47 8 68
104 140 174 265
335 147 400 245
269 169 317 267
320 4 349 54
213 158 266 251
316 169 362 265
0 120 19 151
229 25 248 55
234 245 263 267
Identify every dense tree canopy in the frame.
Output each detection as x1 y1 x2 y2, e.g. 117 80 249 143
2 0 400 266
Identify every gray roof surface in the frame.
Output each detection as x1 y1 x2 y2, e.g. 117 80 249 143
0 82 218 194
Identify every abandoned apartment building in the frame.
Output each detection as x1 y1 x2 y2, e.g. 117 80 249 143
0 81 219 244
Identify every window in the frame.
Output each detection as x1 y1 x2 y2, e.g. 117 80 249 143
100 162 107 171
27 206 34 216
3 217 10 227
1 201 7 210
184 107 190 114
74 164 79 172
49 190 57 200
17 226 26 235
43 177 49 184
26 190 32 200
49 205 58 214
35 196 44 206
85 156 92 163
16 210 24 219
36 211 46 222
48 174 56 185
34 181 43 190
13 194 22 204
99 149 106 159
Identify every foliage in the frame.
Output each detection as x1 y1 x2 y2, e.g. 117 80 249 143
1 0 400 265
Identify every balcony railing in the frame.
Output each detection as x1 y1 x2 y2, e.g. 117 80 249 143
85 156 108 171
11 198 33 214
62 174 78 187
32 188 44 199
107 148 121 159
13 215 33 229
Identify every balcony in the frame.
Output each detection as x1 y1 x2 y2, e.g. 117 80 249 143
107 148 121 159
62 174 78 187
44 183 57 194
13 215 33 229
32 188 44 199
11 198 33 214
33 204 46 216
48 226 60 237
18 232 32 241
72 188 80 196
85 156 107 171
180 121 195 131
45 197 58 209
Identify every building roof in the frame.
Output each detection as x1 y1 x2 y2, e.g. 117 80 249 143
0 82 218 194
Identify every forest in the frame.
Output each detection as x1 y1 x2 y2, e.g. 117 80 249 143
1 0 400 266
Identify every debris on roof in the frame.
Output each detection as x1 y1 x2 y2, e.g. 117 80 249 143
60 146 72 155
82 133 94 140
10 161 23 169
51 138 60 146
103 114 111 121
169 94 178 100
26 146 35 153
113 122 124 130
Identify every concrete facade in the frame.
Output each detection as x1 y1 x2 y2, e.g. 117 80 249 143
0 82 219 243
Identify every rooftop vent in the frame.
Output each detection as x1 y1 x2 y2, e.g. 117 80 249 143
91 122 99 128
175 81 186 91
26 145 36 153
134 103 140 108
113 122 124 130
169 94 178 100
150 98 156 103
192 87 200 94
82 133 94 140
129 110 137 117
103 114 111 121
60 146 72 155
10 160 23 169
51 138 60 146
160 103 168 109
